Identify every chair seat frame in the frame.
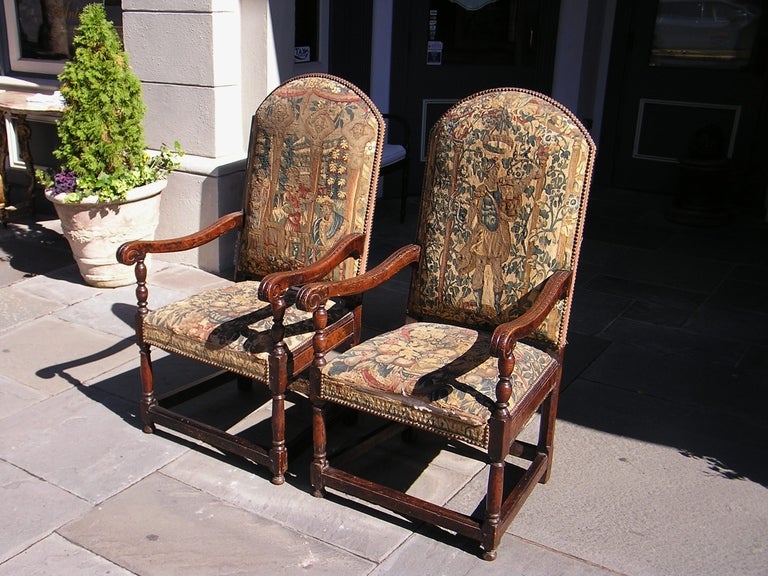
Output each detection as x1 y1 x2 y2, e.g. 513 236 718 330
118 225 367 484
297 246 573 559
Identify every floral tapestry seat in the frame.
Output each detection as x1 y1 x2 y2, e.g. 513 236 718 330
118 73 384 485
297 87 596 560
320 322 557 448
141 283 347 395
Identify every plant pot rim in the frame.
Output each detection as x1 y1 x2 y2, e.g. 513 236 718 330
45 178 167 208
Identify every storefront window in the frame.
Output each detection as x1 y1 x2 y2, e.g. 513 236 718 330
651 0 762 68
295 0 319 63
3 0 121 75
427 0 540 67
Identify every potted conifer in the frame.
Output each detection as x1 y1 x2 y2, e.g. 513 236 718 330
37 3 182 288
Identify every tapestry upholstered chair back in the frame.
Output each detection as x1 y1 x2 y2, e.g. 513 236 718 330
236 73 384 282
408 87 593 350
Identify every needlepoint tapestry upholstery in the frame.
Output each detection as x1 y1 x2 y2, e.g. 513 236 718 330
237 74 384 281
143 281 346 384
319 321 557 447
408 89 593 348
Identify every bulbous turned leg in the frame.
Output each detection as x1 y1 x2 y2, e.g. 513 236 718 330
311 477 325 499
311 402 328 499
270 472 285 486
139 343 157 434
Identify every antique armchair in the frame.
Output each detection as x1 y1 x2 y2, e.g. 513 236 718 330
117 73 384 485
297 88 595 559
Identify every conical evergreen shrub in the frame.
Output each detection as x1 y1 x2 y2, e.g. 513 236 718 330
40 3 181 203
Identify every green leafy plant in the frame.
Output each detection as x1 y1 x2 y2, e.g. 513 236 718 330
37 3 182 204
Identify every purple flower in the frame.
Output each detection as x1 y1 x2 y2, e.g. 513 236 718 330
52 170 78 195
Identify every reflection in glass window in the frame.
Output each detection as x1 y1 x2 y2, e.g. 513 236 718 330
5 0 122 74
428 0 540 67
651 0 762 68
295 0 319 63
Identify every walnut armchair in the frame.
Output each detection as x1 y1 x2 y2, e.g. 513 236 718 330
117 73 384 485
297 88 595 559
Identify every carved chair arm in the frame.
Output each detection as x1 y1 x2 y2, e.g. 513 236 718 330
297 244 421 312
117 211 243 265
257 233 366 304
490 270 573 358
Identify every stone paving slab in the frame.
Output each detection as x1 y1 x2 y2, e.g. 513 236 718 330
53 283 198 340
60 472 376 576
0 227 73 287
147 262 232 295
0 374 47 420
0 461 91 564
0 386 188 504
0 316 138 395
11 264 103 307
489 417 768 576
371 530 628 576
89 349 223 403
161 449 415 563
601 245 727 294
0 286 64 332
49 264 231 341
0 533 134 576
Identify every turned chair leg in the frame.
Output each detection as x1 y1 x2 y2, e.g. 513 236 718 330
269 390 287 485
138 343 156 434
538 382 561 484
310 400 328 498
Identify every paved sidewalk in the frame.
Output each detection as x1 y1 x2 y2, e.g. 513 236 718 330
1 191 767 575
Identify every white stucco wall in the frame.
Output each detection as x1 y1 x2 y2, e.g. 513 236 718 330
121 0 295 273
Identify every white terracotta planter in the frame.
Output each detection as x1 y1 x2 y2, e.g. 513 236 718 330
47 179 166 288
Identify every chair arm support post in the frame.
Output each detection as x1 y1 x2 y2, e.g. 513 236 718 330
117 211 243 265
487 354 515 459
133 255 149 339
297 244 421 312
258 233 366 303
312 305 329 368
490 270 572 357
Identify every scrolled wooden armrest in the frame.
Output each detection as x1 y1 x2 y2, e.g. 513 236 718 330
117 211 243 265
490 270 572 357
297 244 421 312
257 233 366 304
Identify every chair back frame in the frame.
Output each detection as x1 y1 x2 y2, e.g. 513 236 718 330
409 87 594 350
237 73 385 283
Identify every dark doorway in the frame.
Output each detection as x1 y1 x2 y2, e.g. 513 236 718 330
599 1 767 217
327 0 374 93
388 0 561 200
